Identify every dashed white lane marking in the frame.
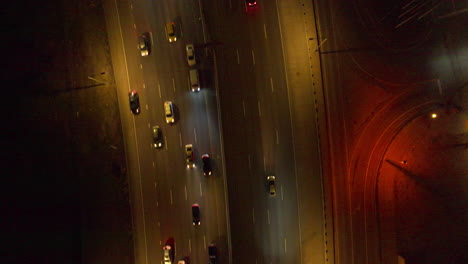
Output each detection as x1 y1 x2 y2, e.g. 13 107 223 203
251 50 255 65
184 185 187 200
200 183 203 197
242 100 246 117
264 24 268 39
143 83 145 89
158 83 162 98
170 189 173 205
263 156 266 173
248 155 252 170
267 209 270 224
172 78 176 93
258 101 261 117
270 77 274 92
236 49 240 64
133 23 136 29
284 238 287 253
189 239 192 252
179 132 182 147
194 128 197 143
281 185 284 200
140 64 142 69
276 129 279 144
252 207 255 224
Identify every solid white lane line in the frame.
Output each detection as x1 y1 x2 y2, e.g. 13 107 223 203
172 78 176 93
267 209 270 224
242 100 246 116
270 77 274 92
252 207 255 224
276 129 279 144
281 185 284 200
197 0 207 42
170 189 173 205
189 239 192 252
179 132 182 147
251 50 255 65
158 83 162 98
117 2 148 256
200 183 203 197
194 128 197 143
258 101 261 117
264 24 268 39
236 49 240 64
184 185 188 201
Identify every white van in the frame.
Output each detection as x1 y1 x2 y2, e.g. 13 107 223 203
189 69 200 92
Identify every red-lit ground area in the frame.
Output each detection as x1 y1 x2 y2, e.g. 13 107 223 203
316 0 468 262
381 101 467 263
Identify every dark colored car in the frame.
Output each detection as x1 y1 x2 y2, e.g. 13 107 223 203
192 203 200 226
267 175 276 196
139 32 151 56
208 243 217 264
129 90 140 114
152 126 163 148
202 154 212 176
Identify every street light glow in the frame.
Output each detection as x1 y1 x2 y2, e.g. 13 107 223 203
431 113 438 119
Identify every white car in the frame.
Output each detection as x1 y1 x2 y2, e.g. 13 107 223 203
186 44 196 66
163 245 172 264
164 101 175 124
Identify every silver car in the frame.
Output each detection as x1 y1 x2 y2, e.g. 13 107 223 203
138 32 151 56
185 144 195 168
186 44 196 66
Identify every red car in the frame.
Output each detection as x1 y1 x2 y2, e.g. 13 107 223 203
246 0 257 7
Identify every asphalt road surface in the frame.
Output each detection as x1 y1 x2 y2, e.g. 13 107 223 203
103 0 326 263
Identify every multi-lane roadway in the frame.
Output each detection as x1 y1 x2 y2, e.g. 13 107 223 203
103 0 326 263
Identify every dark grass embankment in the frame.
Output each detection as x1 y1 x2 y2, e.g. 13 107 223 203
3 1 133 264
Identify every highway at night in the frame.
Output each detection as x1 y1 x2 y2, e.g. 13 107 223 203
102 0 467 263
